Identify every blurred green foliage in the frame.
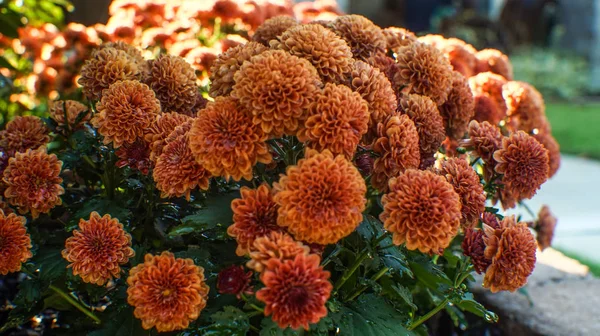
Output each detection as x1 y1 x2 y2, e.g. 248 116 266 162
546 103 600 159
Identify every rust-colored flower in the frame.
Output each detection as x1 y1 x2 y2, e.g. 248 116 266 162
228 184 284 256
482 212 501 229
247 231 310 272
217 265 253 298
209 42 268 97
127 252 210 332
393 42 453 105
271 23 354 83
372 114 420 192
468 72 508 124
472 93 504 125
116 140 152 175
437 158 486 227
439 72 475 139
252 15 298 46
331 14 386 61
0 211 32 275
0 116 49 154
62 212 134 285
354 147 375 176
188 97 272 181
298 83 368 158
383 27 416 51
493 131 549 200
232 50 322 137
503 81 546 133
145 55 198 116
78 47 142 101
3 148 63 218
48 100 90 133
153 129 210 200
101 41 146 69
349 60 397 142
534 205 556 250
482 216 536 293
380 169 461 254
465 120 504 166
476 49 513 80
92 80 160 148
397 94 445 161
274 149 366 245
533 132 560 178
145 112 192 162
256 254 332 330
441 39 478 78
462 228 490 274
366 52 396 84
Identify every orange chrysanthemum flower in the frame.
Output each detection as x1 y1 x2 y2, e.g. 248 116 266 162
252 15 298 46
472 93 504 125
476 49 513 80
271 23 354 83
209 42 268 97
493 131 549 201
465 120 504 166
144 112 192 162
0 116 50 154
256 254 332 330
228 184 283 256
298 83 368 158
349 60 397 142
127 252 210 332
437 158 486 227
442 39 478 78
380 169 461 254
62 212 134 285
101 41 147 71
0 211 32 275
462 228 491 274
274 149 366 245
439 72 475 140
372 114 420 192
3 148 63 218
393 41 453 105
331 15 386 61
397 94 445 163
383 27 416 51
188 97 272 181
533 205 557 250
482 216 536 292
468 72 508 124
232 50 322 137
116 140 152 175
247 231 310 272
153 129 210 200
503 81 547 133
92 80 160 148
48 100 90 133
533 132 560 178
78 48 142 101
145 55 198 115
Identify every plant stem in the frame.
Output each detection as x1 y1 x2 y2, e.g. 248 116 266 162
49 285 101 324
408 298 449 331
322 245 342 267
240 293 264 313
345 266 390 302
519 201 536 219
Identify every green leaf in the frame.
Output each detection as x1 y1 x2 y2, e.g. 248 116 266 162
14 277 42 305
68 197 132 231
33 249 68 283
0 56 16 71
88 306 148 336
0 8 23 38
332 294 414 336
169 191 239 237
43 291 73 311
356 214 379 241
195 306 249 335
408 256 452 293
379 247 412 278
390 284 417 312
259 317 305 336
455 292 498 323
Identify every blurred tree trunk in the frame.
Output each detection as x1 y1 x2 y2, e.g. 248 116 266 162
65 0 111 25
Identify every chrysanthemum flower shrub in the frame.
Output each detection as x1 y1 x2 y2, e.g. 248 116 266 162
0 13 561 335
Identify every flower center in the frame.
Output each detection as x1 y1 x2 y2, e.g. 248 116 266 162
162 288 173 297
287 286 309 308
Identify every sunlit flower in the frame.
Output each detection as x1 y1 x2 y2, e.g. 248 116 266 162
209 42 268 97
331 14 386 61
145 55 199 116
468 72 508 124
462 228 490 274
503 81 546 133
380 169 461 254
217 265 253 298
247 231 310 272
0 116 50 154
62 212 134 285
101 41 147 69
476 49 513 80
116 140 152 175
0 211 32 275
439 72 474 139
145 112 192 162
383 27 416 51
48 100 90 133
252 15 298 46
127 252 210 332
256 254 332 330
274 149 366 245
533 205 556 250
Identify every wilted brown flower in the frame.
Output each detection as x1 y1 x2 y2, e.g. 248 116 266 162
383 27 416 51
48 100 90 133
257 254 332 330
127 252 210 332
252 15 298 46
232 50 322 137
298 83 368 158
533 132 560 178
247 231 310 272
437 158 486 227
534 205 556 250
116 140 152 175
331 14 386 61
271 23 354 83
78 48 142 101
3 148 63 218
228 184 284 256
483 216 536 292
0 211 32 275
439 72 475 139
503 81 546 133
145 112 192 162
468 72 508 124
274 149 366 245
349 60 397 141
462 228 490 274
397 94 445 162
372 114 420 192
217 265 253 298
476 49 513 80
92 80 160 147
188 97 272 181
494 131 549 201
393 41 453 105
209 42 268 97
62 212 134 285
0 116 49 154
465 120 504 166
145 54 198 115
380 169 461 254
